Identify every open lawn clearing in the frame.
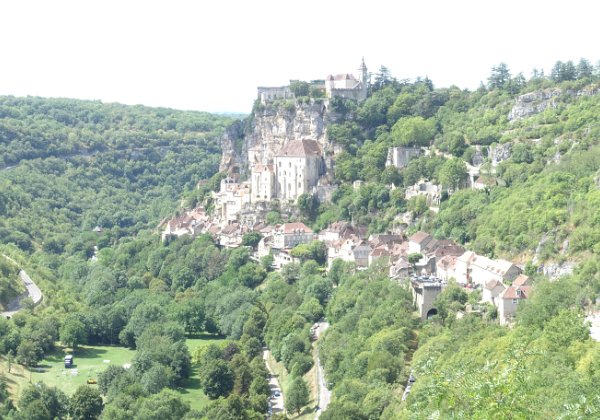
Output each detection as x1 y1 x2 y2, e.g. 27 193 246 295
1 344 135 400
175 334 226 411
29 345 135 395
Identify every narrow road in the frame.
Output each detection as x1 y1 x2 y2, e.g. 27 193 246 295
314 321 331 419
1 255 43 318
263 348 284 417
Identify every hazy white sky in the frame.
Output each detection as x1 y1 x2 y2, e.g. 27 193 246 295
1 0 598 113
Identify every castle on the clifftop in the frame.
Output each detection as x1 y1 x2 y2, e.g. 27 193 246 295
257 58 369 104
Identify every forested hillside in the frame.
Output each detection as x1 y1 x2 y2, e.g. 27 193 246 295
0 97 241 419
0 96 227 255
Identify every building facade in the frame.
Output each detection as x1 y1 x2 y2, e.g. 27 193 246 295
273 139 323 202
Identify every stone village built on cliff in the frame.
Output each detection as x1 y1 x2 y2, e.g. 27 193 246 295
160 59 530 326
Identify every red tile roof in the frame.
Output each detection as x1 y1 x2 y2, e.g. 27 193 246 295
502 285 532 300
513 274 531 287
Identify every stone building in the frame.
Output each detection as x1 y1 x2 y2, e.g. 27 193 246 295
498 275 532 325
325 58 368 100
257 86 293 104
250 164 275 203
273 139 323 202
411 275 446 320
272 222 315 250
454 251 522 287
213 177 252 223
256 58 368 104
386 146 422 169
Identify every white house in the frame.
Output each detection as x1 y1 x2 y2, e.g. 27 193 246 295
454 251 521 287
408 231 434 254
482 279 506 305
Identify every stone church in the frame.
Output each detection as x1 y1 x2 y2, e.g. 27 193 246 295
250 139 323 203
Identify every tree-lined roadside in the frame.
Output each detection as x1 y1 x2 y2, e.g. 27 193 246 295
1 255 42 318
314 321 330 419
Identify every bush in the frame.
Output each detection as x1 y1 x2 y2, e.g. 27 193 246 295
290 353 313 377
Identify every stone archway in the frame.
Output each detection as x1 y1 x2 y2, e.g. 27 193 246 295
426 308 438 319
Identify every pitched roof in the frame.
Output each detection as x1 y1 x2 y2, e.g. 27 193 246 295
502 285 532 300
485 279 505 290
457 250 478 264
472 256 516 275
279 222 313 234
221 223 240 235
437 255 458 270
328 73 357 81
277 139 322 157
370 247 391 257
433 241 465 258
409 231 432 245
513 274 532 287
253 164 274 173
323 221 351 234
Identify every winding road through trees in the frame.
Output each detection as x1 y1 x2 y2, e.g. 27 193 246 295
1 255 43 318
314 321 331 419
263 348 285 417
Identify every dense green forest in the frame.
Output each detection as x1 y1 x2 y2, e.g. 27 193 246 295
0 259 22 309
0 57 600 420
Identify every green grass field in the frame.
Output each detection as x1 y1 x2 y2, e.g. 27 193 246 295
29 345 136 395
0 344 135 400
174 334 227 411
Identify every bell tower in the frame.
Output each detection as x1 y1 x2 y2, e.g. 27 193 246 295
358 57 368 99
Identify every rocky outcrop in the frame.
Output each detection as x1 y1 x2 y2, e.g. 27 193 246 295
219 120 246 178
220 100 335 178
508 84 600 121
471 145 486 166
508 88 561 121
489 143 512 166
540 261 575 281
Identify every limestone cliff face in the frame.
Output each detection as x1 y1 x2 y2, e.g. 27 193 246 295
508 88 562 121
219 119 245 176
508 84 600 121
220 100 336 179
